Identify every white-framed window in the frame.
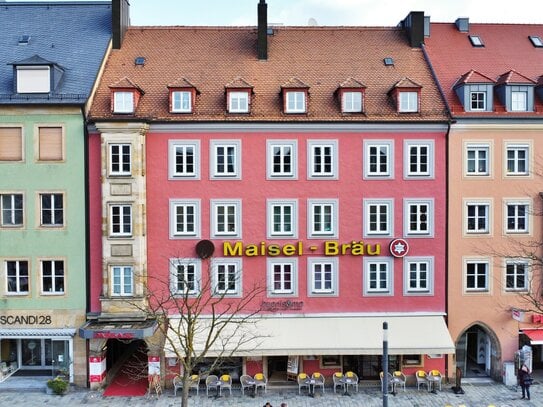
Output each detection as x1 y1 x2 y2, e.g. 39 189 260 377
228 91 249 113
364 141 393 178
342 91 363 112
212 258 242 296
267 258 297 296
0 127 23 161
1 193 23 227
511 91 527 111
41 259 64 294
171 91 192 113
267 199 297 238
505 201 530 234
307 140 338 179
109 143 131 176
505 260 528 291
169 140 200 179
267 140 297 179
5 260 29 294
285 91 306 113
506 144 529 175
40 193 63 227
210 140 241 179
466 144 490 175
465 201 490 234
170 258 201 295
404 257 434 295
364 257 393 296
113 91 134 113
399 91 418 112
308 199 338 238
470 91 486 111
404 140 433 178
170 199 200 238
308 257 338 296
465 259 489 292
404 199 433 236
110 204 132 237
211 200 241 238
111 265 133 296
16 66 50 93
364 199 393 237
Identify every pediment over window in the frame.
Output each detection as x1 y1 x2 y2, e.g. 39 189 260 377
225 77 254 113
10 54 64 94
109 77 144 114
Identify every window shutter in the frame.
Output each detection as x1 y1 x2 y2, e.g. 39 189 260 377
0 127 23 161
39 127 63 161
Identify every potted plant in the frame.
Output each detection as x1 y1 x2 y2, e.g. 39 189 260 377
47 376 69 395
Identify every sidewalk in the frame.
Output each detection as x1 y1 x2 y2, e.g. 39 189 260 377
0 380 541 407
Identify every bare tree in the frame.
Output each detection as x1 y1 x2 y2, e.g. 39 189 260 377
124 255 266 406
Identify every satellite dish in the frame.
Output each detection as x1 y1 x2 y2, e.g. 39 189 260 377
308 17 318 26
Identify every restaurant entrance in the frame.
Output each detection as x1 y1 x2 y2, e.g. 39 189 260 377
267 356 288 382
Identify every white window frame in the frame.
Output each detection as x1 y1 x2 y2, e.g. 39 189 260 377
40 259 65 295
504 259 529 292
267 140 297 179
404 199 433 236
404 140 434 178
1 193 24 227
109 143 131 176
342 91 363 113
364 257 393 296
364 140 393 179
39 192 64 227
171 91 192 113
505 143 529 176
465 143 490 176
267 199 297 238
168 140 200 179
404 257 434 295
307 140 338 179
267 258 298 296
504 200 530 234
212 258 242 297
5 259 29 295
465 200 491 235
364 199 393 237
211 199 241 238
170 258 201 296
16 66 50 93
470 91 486 111
307 199 338 238
511 91 527 111
210 140 241 179
285 91 306 113
228 91 249 113
109 204 132 237
113 91 134 113
399 91 418 112
169 199 201 239
308 257 338 296
111 265 133 297
464 259 490 292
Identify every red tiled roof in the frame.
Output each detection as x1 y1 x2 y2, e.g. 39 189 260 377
424 23 543 116
109 76 143 91
339 77 366 89
454 70 495 87
495 70 536 85
225 77 254 89
89 26 448 122
167 77 198 90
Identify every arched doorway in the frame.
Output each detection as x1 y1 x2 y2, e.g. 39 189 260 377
103 339 149 396
456 324 500 380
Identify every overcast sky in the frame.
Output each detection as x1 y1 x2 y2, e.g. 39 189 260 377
127 0 543 26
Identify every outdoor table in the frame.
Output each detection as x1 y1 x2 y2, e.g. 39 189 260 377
391 376 402 395
340 377 354 396
304 378 316 396
427 375 440 393
246 379 256 396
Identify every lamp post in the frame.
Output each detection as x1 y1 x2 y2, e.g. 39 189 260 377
383 321 388 407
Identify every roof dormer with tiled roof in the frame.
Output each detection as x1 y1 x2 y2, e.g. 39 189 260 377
389 77 422 113
167 78 199 114
337 78 366 114
225 77 254 114
495 70 537 112
109 77 144 114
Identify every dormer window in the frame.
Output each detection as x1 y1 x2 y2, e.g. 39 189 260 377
228 91 249 113
495 70 536 113
390 78 421 113
342 92 362 112
286 91 306 113
511 91 527 111
470 91 486 110
17 66 50 93
171 91 192 113
113 91 134 113
454 70 495 112
399 91 418 112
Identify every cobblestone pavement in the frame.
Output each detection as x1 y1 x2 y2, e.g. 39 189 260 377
0 381 542 407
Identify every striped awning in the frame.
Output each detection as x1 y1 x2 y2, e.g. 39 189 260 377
0 328 76 338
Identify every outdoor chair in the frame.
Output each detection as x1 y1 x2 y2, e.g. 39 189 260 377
189 374 200 395
311 372 325 393
393 371 406 391
240 374 255 396
415 370 429 391
333 372 345 393
219 374 232 396
297 372 310 394
345 371 359 392
173 375 183 396
205 374 219 396
254 372 267 394
380 371 393 392
428 369 442 391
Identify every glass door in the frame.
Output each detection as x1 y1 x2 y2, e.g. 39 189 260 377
21 339 42 368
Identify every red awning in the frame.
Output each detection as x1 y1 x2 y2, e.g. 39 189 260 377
523 329 543 345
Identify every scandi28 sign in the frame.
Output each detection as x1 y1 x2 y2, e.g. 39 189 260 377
389 238 409 258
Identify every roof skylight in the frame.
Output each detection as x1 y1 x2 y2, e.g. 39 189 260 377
529 36 543 47
468 35 484 47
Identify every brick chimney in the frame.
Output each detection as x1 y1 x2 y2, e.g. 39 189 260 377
112 0 130 49
257 0 268 60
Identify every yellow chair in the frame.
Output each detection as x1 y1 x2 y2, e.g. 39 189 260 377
393 371 406 391
219 374 232 396
345 371 359 392
333 372 345 393
415 370 428 391
428 369 442 391
311 372 325 393
254 372 267 394
297 372 310 394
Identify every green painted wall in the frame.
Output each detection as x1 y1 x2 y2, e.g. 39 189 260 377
0 106 87 311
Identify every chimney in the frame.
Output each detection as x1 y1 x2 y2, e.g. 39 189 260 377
455 17 469 32
112 0 130 49
400 11 425 48
257 0 268 60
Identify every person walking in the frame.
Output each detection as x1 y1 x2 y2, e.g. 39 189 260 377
518 364 532 400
